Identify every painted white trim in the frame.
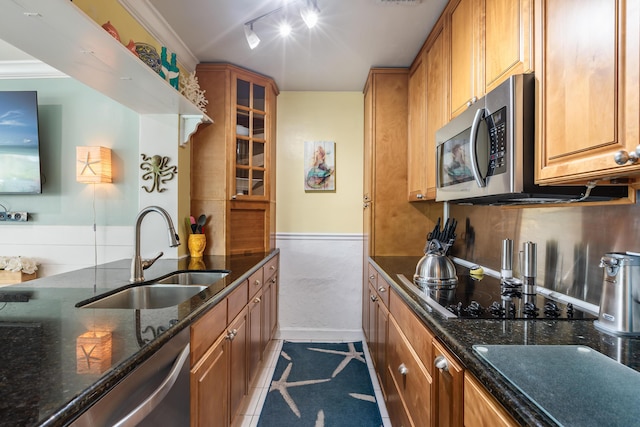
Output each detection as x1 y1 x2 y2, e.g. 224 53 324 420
118 0 199 72
0 60 68 79
276 232 363 241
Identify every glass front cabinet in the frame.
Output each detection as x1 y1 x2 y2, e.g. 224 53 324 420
192 64 278 255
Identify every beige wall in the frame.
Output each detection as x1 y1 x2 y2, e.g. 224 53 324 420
276 92 364 234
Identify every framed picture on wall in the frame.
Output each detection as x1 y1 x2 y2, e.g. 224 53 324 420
304 141 335 192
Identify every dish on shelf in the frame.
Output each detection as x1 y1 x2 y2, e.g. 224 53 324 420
134 43 161 74
236 125 250 136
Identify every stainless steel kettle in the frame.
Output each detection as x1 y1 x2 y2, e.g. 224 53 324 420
594 252 640 336
413 240 458 290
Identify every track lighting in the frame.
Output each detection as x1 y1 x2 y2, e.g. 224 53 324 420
244 23 260 50
243 0 320 49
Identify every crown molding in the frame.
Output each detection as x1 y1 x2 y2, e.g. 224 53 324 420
118 0 199 73
0 60 68 79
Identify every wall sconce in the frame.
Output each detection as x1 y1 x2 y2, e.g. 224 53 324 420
76 331 112 374
76 146 112 183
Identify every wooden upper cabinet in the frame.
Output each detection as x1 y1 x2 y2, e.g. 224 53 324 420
484 0 533 91
535 0 640 184
408 53 428 201
449 0 483 118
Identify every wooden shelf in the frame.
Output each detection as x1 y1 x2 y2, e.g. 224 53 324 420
0 0 211 122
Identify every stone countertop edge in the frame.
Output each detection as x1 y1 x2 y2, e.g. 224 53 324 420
41 249 280 427
370 256 599 427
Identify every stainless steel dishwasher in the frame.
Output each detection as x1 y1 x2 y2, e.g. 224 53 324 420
71 327 190 427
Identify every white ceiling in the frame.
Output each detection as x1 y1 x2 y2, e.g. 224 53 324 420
146 0 448 91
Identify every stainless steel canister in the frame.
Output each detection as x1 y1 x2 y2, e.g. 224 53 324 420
594 252 640 336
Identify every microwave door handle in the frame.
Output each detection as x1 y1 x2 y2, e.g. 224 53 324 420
469 108 486 188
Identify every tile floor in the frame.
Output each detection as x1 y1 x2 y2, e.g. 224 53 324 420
233 339 392 427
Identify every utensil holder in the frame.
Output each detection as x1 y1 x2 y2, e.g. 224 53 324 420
188 234 206 258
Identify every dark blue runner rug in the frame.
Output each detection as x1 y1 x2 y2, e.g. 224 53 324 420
257 341 383 427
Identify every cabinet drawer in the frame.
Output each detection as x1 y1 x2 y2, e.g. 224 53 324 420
375 274 390 308
385 363 414 427
191 301 227 364
248 267 264 299
390 287 433 373
464 373 518 427
387 315 432 427
228 280 248 323
368 263 378 288
264 255 279 282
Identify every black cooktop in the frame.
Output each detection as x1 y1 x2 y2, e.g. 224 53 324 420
400 266 597 320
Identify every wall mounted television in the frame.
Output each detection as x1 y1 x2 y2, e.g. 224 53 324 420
0 91 42 194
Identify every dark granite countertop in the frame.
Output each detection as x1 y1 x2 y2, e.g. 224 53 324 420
0 250 278 427
370 256 640 427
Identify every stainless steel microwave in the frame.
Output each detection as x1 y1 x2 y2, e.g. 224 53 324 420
435 73 627 204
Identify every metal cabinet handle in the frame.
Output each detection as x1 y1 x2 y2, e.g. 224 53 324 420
254 297 261 303
112 343 191 427
398 363 408 376
416 193 424 199
614 147 640 165
378 286 386 293
270 277 277 284
270 265 276 270
370 294 378 302
363 202 370 209
254 280 261 286
227 329 238 340
369 275 375 280
435 355 449 372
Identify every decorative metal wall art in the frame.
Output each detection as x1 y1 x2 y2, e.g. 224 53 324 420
140 154 177 193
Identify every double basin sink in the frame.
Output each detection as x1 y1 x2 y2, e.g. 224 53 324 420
76 271 229 310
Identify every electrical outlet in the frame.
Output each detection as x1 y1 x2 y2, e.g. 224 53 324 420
6 212 28 222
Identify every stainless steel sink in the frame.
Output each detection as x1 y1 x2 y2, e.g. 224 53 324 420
79 284 209 309
154 271 229 286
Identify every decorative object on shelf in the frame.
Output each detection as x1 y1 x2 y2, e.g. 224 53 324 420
76 331 112 374
0 256 38 275
126 40 139 57
134 42 162 74
140 153 177 193
160 47 179 90
101 21 120 41
76 146 112 184
188 234 206 258
179 71 208 113
304 141 335 191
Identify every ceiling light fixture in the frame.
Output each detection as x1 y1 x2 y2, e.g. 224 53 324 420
243 0 320 49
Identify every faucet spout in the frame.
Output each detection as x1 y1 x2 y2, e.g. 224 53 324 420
130 206 180 283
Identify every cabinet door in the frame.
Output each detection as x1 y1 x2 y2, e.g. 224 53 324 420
408 52 428 201
484 0 533 91
374 298 389 391
535 0 640 183
425 21 449 200
367 284 377 355
190 333 229 427
464 373 518 427
432 340 464 427
228 308 248 425
248 290 262 385
449 0 483 118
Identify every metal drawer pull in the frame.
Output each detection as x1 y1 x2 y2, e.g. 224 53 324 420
112 343 190 427
254 297 261 303
369 275 375 280
227 329 238 340
435 355 449 372
398 363 408 376
254 280 261 286
370 295 378 302
378 286 386 293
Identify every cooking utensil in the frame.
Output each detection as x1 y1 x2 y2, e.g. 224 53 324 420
196 214 206 234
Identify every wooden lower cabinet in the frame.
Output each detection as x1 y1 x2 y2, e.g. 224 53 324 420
464 373 518 427
433 339 464 427
190 255 279 426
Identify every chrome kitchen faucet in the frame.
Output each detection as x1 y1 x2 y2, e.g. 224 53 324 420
130 206 180 283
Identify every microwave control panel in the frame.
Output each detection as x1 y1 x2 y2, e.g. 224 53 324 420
487 106 507 176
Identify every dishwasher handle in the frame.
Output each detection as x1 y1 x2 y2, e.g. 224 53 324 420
113 343 191 427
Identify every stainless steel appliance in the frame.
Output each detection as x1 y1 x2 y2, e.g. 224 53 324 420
71 327 190 426
595 252 640 336
435 74 627 204
399 264 596 320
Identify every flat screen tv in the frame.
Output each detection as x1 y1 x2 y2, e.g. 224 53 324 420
0 91 42 194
